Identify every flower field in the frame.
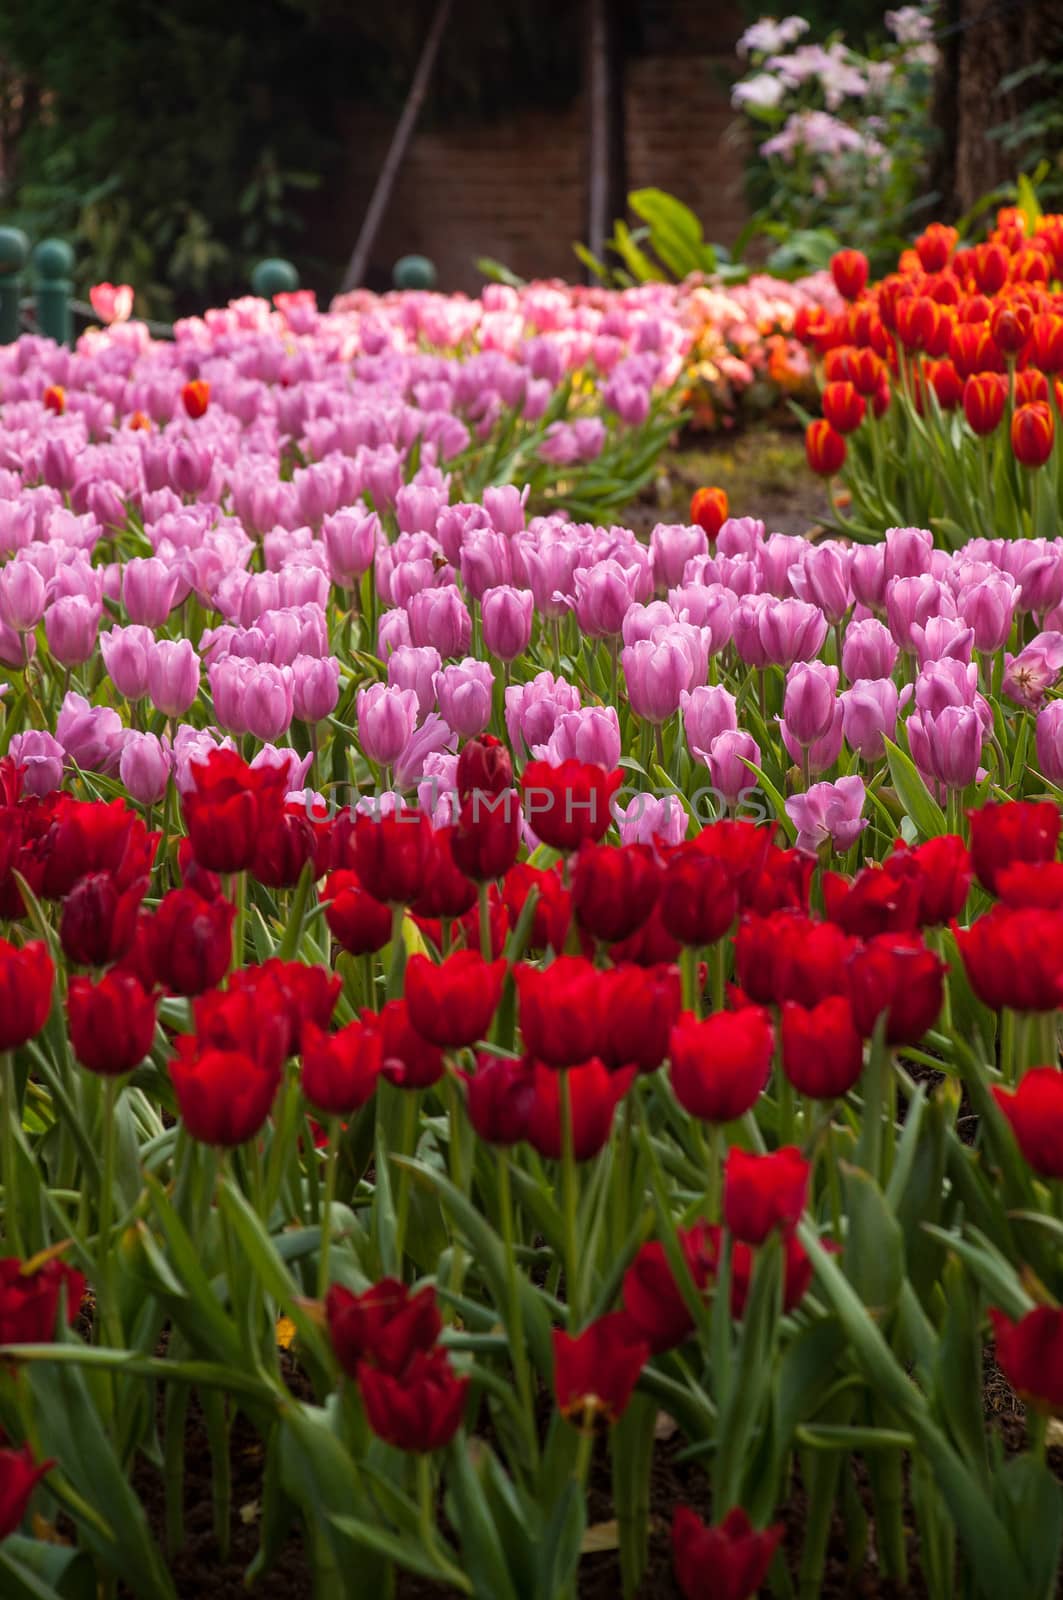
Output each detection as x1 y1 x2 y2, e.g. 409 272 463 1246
1 269 1063 1600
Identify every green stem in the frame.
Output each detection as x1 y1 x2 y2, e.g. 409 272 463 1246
498 1152 537 1462
559 1068 581 1327
394 1091 419 1269
680 945 700 1017
2 1052 23 1255
317 1116 340 1298
478 880 492 962
97 1075 120 1344
387 902 407 1000
706 1123 722 1224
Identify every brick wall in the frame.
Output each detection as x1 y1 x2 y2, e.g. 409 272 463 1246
325 49 749 295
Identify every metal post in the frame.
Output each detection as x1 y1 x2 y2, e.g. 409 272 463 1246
251 258 300 299
33 238 74 346
0 227 29 344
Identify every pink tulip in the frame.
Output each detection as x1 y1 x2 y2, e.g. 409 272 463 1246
147 638 200 718
357 683 419 766
622 636 693 723
708 730 761 808
44 596 101 667
119 731 172 804
434 659 494 738
785 775 868 854
841 618 898 681
481 586 534 662
840 678 899 762
292 654 340 724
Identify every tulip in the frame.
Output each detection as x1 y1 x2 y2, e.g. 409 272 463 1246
301 1018 382 1116
504 670 582 756
822 379 865 434
326 1279 441 1378
623 1223 716 1353
959 573 1017 653
0 1445 55 1539
1012 401 1054 468
571 840 661 943
521 759 622 851
831 248 869 300
660 846 738 947
0 560 47 632
538 705 622 769
884 834 971 926
681 684 738 764
456 733 513 798
791 541 851 624
708 730 761 809
181 379 210 418
481 585 534 661
122 557 179 626
622 635 694 723
350 809 435 906
669 1006 773 1123
969 800 1059 896
993 1068 1063 1179
805 418 846 475
847 931 945 1043
990 299 1033 354
907 705 984 791
955 905 1063 1012
515 955 603 1067
323 508 380 588
0 939 53 1051
374 998 445 1089
182 748 288 873
146 638 199 718
44 595 101 667
322 870 393 956
672 1505 784 1600
552 1313 649 1430
781 661 838 749
59 869 145 968
359 1348 469 1452
405 950 506 1048
501 863 572 954
170 1042 279 1145
723 1145 809 1244
689 486 729 540
571 559 645 638
1036 701 1063 785
434 659 494 738
407 584 471 657
963 373 1007 435
989 1307 1063 1416
193 976 290 1074
119 731 172 805
357 684 419 767
449 787 521 882
822 863 921 939
785 775 867 855
68 970 157 1076
842 618 897 680
650 521 708 589
6 729 64 796
0 1257 85 1344
463 1053 536 1145
292 654 340 724
840 677 899 762
144 888 235 996
782 995 864 1098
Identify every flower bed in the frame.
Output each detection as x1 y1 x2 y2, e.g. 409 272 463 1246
796 207 1063 544
0 303 1062 1600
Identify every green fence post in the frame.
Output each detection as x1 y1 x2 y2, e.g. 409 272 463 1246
392 254 437 291
251 258 299 299
33 238 74 346
0 227 29 344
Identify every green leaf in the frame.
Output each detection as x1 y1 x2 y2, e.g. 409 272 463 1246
883 738 946 838
0 1541 95 1600
795 1424 915 1451
1016 171 1044 234
446 1443 521 1600
535 1480 586 1600
329 1515 471 1589
996 1455 1063 1600
841 1163 905 1318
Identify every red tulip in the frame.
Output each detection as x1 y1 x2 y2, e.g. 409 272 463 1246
0 1257 85 1343
0 1444 54 1539
250 804 318 889
463 1053 536 1145
659 846 738 946
521 759 622 852
849 346 884 396
822 380 866 434
743 845 814 915
0 938 53 1051
143 888 235 996
730 1229 816 1319
322 869 393 956
1031 312 1063 374
373 998 445 1089
455 734 513 799
1011 401 1054 468
782 995 864 1099
622 1223 716 1354
502 862 572 954
690 486 729 540
68 971 157 1076
915 223 957 273
969 801 1059 896
847 932 945 1044
449 788 521 881
59 870 146 967
405 951 506 1049
963 373 1007 435
515 956 603 1067
669 1007 774 1123
302 1018 382 1117
830 249 869 301
352 808 435 905
672 1505 784 1600
182 378 210 418
359 1348 469 1451
169 1042 279 1146
242 958 340 1056
996 862 1063 908
525 1059 634 1161
42 383 65 414
993 1068 1063 1178
955 906 1063 1012
326 1279 441 1378
182 749 288 874
989 299 1033 354
571 841 661 943
735 913 855 1007
928 357 963 410
410 826 478 918
884 834 971 926
552 1313 649 1429
192 977 291 1074
972 242 1009 295
989 1306 1063 1416
609 898 682 966
723 1145 809 1245
39 796 158 898
805 419 846 476
950 322 1004 378
597 962 681 1073
822 864 921 938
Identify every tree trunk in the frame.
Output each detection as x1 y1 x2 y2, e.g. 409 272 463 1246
584 0 626 270
933 0 1061 218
